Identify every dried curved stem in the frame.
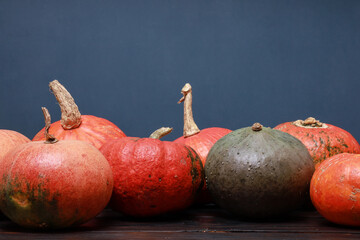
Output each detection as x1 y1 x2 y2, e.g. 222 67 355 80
49 80 82 130
149 127 173 139
41 107 58 144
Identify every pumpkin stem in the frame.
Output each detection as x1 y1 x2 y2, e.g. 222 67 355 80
41 107 58 144
178 83 200 137
149 127 173 139
252 123 263 131
49 80 82 130
293 117 328 128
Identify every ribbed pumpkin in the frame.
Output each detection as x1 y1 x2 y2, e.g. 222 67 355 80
100 127 204 217
0 108 113 229
205 123 315 219
33 80 126 149
0 130 30 160
310 153 360 226
174 83 231 203
274 117 360 168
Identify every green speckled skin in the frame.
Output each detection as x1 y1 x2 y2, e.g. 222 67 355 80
205 126 315 219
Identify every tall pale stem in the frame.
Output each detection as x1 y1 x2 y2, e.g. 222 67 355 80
178 83 200 137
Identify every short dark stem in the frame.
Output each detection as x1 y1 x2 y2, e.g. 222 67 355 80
252 123 263 131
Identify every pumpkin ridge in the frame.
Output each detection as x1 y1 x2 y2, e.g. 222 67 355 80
81 116 125 136
204 130 222 146
0 130 30 160
2 130 27 145
75 122 107 147
186 147 204 194
72 128 101 147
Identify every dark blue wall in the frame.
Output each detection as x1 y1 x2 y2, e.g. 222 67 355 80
1 0 360 141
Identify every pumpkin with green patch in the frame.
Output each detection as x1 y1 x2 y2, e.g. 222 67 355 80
0 108 113 229
274 117 360 169
100 127 204 217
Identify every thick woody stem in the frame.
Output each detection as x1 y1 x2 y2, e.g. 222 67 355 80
178 83 200 137
149 127 173 139
41 107 58 144
49 80 82 130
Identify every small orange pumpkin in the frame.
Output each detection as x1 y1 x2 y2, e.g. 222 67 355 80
100 127 204 217
275 117 360 168
0 108 113 229
311 153 360 226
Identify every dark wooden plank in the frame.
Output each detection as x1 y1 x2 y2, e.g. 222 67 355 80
1 205 360 239
0 231 360 240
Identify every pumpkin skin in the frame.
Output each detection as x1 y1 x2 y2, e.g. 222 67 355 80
174 83 231 203
274 118 360 169
205 123 315 219
33 80 126 149
0 139 113 229
175 127 232 161
174 128 231 203
310 153 360 226
0 130 30 160
33 115 126 149
100 130 204 217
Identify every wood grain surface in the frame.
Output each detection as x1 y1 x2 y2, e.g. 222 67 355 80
0 205 359 239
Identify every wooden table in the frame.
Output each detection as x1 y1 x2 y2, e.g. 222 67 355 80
1 205 360 239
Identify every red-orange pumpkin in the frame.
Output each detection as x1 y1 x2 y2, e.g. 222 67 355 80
0 108 113 229
274 117 360 168
174 83 231 203
33 80 126 149
310 153 360 226
0 130 30 160
100 127 204 217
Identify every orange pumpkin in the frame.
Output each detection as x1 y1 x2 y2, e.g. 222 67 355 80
100 127 204 217
33 80 126 149
275 117 360 168
310 153 360 226
0 108 113 229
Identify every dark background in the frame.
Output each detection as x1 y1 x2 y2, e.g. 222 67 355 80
1 0 360 141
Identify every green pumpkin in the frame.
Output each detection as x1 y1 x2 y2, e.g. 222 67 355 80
205 123 314 219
